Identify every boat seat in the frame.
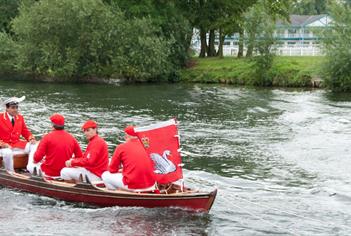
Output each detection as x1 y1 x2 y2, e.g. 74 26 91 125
0 154 29 169
93 182 160 194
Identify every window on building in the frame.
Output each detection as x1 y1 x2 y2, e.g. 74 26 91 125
302 41 310 47
287 42 296 47
288 29 297 34
275 41 284 47
223 41 231 46
277 29 285 34
288 28 298 38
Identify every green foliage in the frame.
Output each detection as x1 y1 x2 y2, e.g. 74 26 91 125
10 0 172 81
0 0 20 33
291 0 327 15
250 54 275 86
0 32 17 72
155 2 191 70
179 0 258 58
117 17 172 81
320 3 351 91
113 0 191 74
13 0 118 77
244 0 278 85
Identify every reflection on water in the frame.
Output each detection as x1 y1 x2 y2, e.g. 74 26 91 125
0 188 212 236
1 79 351 235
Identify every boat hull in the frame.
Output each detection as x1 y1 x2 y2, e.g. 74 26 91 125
0 169 217 212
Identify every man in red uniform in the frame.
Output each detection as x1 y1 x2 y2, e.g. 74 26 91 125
61 120 108 183
102 126 156 191
0 96 36 172
27 114 83 177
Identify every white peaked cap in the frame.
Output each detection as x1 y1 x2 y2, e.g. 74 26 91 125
2 96 26 106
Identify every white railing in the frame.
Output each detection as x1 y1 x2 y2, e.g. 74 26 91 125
285 33 315 39
192 46 324 56
276 47 323 56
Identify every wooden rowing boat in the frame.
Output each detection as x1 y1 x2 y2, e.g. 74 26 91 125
0 155 217 212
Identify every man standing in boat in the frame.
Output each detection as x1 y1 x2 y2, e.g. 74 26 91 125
27 113 83 177
0 96 36 173
102 126 156 191
61 120 108 183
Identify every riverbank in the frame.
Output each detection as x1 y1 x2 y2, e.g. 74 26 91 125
180 56 325 87
1 56 325 88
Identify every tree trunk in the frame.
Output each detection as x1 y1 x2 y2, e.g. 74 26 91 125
207 29 216 57
246 32 255 57
217 28 224 58
185 27 194 55
246 44 254 57
238 28 244 58
199 27 207 58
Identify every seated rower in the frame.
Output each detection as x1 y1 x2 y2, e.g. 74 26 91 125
0 96 37 173
61 120 108 183
27 114 83 177
102 126 156 192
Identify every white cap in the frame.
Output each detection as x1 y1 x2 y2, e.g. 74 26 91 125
2 96 25 106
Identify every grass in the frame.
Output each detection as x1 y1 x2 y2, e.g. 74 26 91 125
180 56 325 87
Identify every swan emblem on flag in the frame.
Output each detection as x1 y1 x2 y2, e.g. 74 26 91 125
141 136 150 148
150 150 176 174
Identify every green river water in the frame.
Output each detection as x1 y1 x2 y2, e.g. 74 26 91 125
1 79 351 235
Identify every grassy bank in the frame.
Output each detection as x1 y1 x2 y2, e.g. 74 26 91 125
180 56 325 87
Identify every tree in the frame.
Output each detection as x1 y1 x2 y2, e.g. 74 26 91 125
320 2 351 91
0 32 17 72
239 0 291 85
181 0 257 58
11 0 172 81
0 0 20 33
291 0 327 15
108 0 190 76
244 0 290 57
182 0 289 58
213 0 256 58
245 2 277 85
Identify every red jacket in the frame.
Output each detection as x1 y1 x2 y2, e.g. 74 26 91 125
110 139 155 189
0 112 34 149
34 130 83 177
71 135 108 177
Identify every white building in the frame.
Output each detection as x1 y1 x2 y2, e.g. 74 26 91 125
192 14 332 56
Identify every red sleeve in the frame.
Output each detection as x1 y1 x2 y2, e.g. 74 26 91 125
109 146 123 173
71 140 103 167
21 117 33 141
73 139 83 158
33 136 48 163
70 157 88 167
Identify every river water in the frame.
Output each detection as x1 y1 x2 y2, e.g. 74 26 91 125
1 79 351 235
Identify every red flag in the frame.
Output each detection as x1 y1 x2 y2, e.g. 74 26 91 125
134 119 183 184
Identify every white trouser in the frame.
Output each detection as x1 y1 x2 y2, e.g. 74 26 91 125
26 142 40 174
60 167 101 182
0 143 37 172
101 171 156 192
